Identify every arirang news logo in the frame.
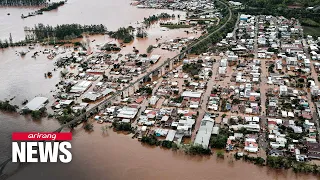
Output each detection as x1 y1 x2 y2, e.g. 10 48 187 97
12 132 72 163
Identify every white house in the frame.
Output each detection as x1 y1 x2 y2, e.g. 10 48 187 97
279 85 288 96
194 116 215 148
304 59 310 67
220 59 227 67
286 57 298 66
149 96 159 106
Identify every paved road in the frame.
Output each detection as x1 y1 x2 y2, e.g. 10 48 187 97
252 15 269 151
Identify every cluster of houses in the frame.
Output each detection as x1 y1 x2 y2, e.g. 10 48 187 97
136 0 215 12
44 10 320 164
159 37 195 51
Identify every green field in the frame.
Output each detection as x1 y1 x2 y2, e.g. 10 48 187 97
303 26 320 37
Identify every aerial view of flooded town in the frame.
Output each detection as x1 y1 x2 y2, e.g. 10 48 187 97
0 0 320 179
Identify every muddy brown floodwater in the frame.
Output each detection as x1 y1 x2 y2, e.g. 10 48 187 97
8 125 320 180
0 0 320 179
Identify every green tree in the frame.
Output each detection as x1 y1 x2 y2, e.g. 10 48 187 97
216 150 225 159
210 135 228 149
31 110 42 119
84 123 94 131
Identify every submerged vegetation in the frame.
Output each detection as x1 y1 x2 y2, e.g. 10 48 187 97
38 1 65 12
141 135 179 149
184 144 212 155
266 156 320 174
112 121 132 132
0 101 18 112
30 109 46 119
136 27 148 38
30 23 106 40
143 13 174 27
141 134 161 146
0 39 31 48
84 123 94 131
108 27 134 43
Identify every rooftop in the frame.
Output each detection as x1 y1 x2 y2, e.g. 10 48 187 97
22 97 48 111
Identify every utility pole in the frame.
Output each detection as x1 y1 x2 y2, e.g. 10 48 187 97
9 33 12 44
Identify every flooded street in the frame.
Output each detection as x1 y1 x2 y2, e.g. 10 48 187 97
0 0 320 179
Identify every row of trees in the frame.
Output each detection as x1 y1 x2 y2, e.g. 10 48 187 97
31 23 106 40
0 39 32 48
185 144 212 155
0 0 47 6
38 1 65 12
141 134 161 146
267 156 320 174
143 13 174 27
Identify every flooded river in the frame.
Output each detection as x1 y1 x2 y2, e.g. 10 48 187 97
8 126 320 180
0 0 174 41
0 0 319 179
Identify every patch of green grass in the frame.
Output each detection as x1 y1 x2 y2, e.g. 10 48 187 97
303 26 320 37
301 18 320 27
